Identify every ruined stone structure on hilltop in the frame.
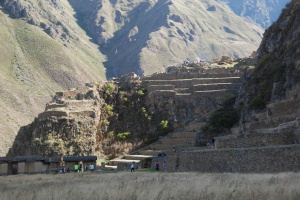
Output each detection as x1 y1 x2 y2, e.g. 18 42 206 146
8 83 104 157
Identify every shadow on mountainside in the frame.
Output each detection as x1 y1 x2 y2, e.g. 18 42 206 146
67 0 171 78
7 123 35 156
101 1 171 78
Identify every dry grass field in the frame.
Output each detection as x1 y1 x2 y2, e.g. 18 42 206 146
0 171 300 200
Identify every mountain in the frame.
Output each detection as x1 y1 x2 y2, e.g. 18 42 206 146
0 0 264 156
0 0 106 155
217 0 290 29
238 0 300 131
68 0 264 77
216 0 290 29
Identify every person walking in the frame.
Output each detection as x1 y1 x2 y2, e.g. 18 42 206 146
74 164 79 172
163 161 167 172
131 162 135 172
155 161 159 171
89 163 95 172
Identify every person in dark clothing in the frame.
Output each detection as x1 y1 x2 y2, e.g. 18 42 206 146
212 137 215 149
155 161 159 171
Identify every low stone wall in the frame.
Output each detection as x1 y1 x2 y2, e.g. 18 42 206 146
152 144 300 173
194 90 237 98
215 131 297 149
69 111 96 119
55 87 93 100
268 99 300 117
148 90 176 98
65 100 97 109
174 94 193 103
193 83 241 91
245 115 299 131
146 80 193 88
192 77 241 85
147 85 175 92
0 163 8 175
38 111 68 121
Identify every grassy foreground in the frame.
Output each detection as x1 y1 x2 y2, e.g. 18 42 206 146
0 171 300 200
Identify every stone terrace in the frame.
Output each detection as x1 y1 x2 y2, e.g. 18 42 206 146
105 66 245 170
106 66 300 173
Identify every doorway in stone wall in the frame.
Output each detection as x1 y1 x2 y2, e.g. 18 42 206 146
8 162 18 175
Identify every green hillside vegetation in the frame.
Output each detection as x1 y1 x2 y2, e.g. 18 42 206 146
0 0 106 156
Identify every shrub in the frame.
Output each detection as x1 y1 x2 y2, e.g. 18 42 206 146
117 132 130 140
104 83 115 94
251 95 266 109
159 120 168 129
104 103 114 116
137 90 145 96
108 131 114 138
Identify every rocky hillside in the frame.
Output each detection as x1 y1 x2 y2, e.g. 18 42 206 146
0 0 106 155
68 0 263 77
0 0 265 156
218 0 290 29
7 63 246 159
238 0 300 132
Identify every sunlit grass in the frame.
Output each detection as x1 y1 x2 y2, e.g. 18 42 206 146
0 172 299 200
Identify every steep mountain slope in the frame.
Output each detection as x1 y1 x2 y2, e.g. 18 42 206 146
68 0 263 77
0 0 106 156
238 0 300 131
218 0 290 29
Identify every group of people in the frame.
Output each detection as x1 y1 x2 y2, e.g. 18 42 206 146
130 161 167 172
73 163 95 172
155 161 167 172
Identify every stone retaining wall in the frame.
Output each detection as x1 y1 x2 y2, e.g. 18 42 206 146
38 111 68 121
193 83 241 91
147 85 175 92
215 131 297 149
152 144 300 173
268 99 300 117
146 80 192 88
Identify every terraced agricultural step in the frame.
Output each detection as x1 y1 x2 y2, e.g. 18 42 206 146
193 83 241 91
104 165 118 170
194 89 238 97
146 79 193 88
143 73 242 81
123 155 154 160
185 122 206 131
138 150 163 156
150 144 194 151
161 138 195 145
268 99 300 117
176 88 193 93
109 159 141 166
294 128 300 134
245 114 299 132
175 93 192 96
192 77 241 84
171 132 198 138
147 85 175 92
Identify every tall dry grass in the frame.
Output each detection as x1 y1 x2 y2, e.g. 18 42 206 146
0 172 300 200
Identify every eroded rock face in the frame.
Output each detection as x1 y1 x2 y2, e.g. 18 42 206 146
237 0 300 135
